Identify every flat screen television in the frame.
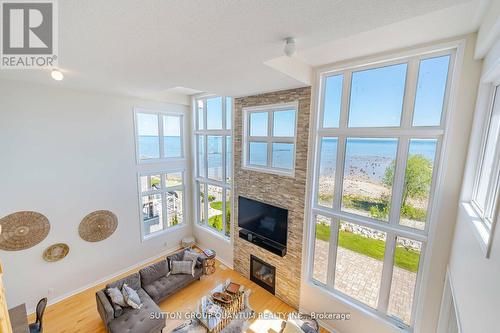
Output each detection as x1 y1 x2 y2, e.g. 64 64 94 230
238 196 288 246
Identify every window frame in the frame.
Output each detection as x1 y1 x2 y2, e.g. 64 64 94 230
306 43 459 330
242 102 299 177
193 95 233 240
471 84 500 230
134 108 185 164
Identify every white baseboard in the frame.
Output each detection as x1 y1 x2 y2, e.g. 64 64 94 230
27 245 181 315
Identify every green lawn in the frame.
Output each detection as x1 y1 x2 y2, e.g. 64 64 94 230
315 223 420 272
208 201 231 236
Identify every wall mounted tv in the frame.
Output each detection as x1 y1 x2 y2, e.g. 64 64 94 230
238 196 288 248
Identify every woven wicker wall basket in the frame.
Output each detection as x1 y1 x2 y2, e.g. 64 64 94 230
43 243 69 262
79 210 118 242
0 211 50 251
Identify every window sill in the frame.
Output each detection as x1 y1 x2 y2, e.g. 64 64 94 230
460 202 493 257
241 164 295 178
141 223 187 242
307 279 410 332
195 223 231 243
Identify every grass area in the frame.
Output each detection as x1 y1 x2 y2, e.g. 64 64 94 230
315 223 420 272
208 201 231 236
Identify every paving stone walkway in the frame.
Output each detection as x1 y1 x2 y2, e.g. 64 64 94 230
313 238 415 324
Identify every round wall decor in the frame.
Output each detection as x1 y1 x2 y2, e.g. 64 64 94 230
0 211 50 251
79 210 118 242
43 243 69 262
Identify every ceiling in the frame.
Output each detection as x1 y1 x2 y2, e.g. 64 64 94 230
0 0 487 101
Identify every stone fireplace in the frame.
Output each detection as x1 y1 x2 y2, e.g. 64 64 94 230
233 87 311 308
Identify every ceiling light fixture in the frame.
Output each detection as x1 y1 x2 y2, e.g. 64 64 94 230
51 69 64 81
284 37 296 57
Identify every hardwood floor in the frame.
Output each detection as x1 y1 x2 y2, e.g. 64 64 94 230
28 252 329 333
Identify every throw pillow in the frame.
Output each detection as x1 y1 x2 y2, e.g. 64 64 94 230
282 319 305 333
106 287 126 307
183 250 200 265
121 283 142 309
170 260 196 276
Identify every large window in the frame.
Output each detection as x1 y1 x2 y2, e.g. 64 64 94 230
134 108 186 240
139 172 185 237
135 109 183 161
195 96 232 238
309 49 454 328
471 85 500 238
242 103 297 176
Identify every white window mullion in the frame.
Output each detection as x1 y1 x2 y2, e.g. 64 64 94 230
401 59 419 128
389 137 410 225
222 188 227 236
333 136 346 210
268 111 273 168
327 218 340 287
378 232 396 312
339 71 351 128
204 134 208 179
158 114 165 159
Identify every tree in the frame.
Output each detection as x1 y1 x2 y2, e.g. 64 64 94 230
383 155 433 207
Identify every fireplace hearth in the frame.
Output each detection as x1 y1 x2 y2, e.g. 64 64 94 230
250 255 276 294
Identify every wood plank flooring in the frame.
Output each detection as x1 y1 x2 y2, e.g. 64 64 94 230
27 252 329 333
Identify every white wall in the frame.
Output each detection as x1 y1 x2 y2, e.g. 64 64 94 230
0 79 193 312
194 226 234 268
447 9 500 332
299 34 482 333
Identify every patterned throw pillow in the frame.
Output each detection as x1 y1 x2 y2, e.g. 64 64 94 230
121 283 142 309
170 260 196 276
107 287 127 307
183 250 199 265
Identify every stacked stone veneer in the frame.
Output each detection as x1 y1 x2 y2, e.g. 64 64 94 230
233 87 311 308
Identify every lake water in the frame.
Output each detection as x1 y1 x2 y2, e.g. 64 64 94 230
139 136 437 181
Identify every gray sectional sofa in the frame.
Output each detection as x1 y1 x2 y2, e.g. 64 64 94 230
96 249 205 333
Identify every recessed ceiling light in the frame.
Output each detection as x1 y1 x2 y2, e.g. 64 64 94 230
51 69 64 81
284 37 296 57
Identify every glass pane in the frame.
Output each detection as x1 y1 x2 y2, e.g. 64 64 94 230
207 97 223 130
226 97 232 130
197 100 204 130
163 115 182 158
249 142 268 166
388 237 422 325
198 135 205 178
142 194 163 235
225 189 231 237
273 110 296 137
166 190 183 227
198 182 206 225
334 221 386 308
475 88 500 211
207 185 224 232
137 113 159 159
400 139 437 230
250 112 268 136
208 136 223 181
341 138 398 221
226 136 232 183
348 63 407 127
140 174 161 192
317 137 337 208
271 143 294 170
313 215 331 284
323 75 343 128
413 55 450 126
166 172 183 187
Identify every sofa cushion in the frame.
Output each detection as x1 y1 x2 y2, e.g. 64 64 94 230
107 287 127 307
108 289 164 333
140 260 169 286
106 272 141 291
143 273 197 303
166 250 185 270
